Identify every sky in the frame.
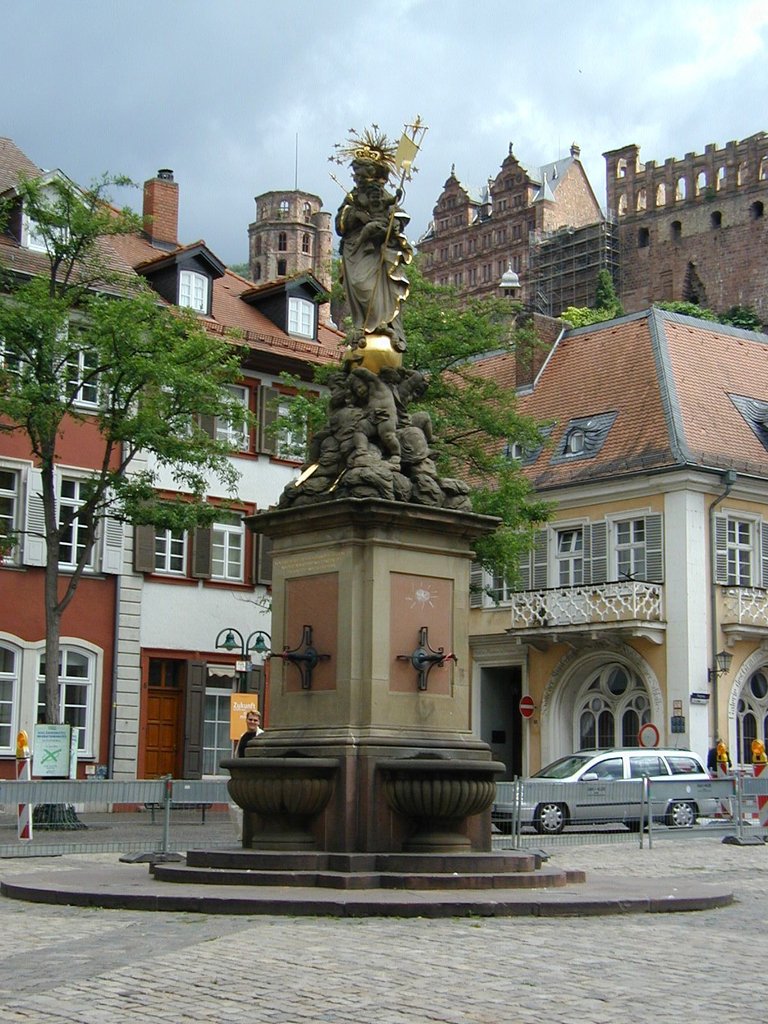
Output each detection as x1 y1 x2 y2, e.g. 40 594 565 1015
4 0 768 267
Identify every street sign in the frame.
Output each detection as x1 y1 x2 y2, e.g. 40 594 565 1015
638 722 660 748
519 695 535 719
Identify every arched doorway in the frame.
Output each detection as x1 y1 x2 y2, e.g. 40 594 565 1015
575 663 651 750
735 668 768 764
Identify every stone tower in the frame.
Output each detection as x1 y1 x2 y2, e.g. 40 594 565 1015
248 189 333 293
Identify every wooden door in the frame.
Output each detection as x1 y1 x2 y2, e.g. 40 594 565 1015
145 687 182 778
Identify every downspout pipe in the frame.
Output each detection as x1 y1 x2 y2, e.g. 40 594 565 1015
708 469 737 745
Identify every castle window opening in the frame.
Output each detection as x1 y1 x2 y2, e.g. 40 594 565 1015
671 220 682 242
710 211 722 229
638 227 650 248
676 177 687 201
751 200 764 221
695 171 707 196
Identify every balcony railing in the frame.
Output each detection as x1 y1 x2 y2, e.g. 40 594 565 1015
723 587 768 628
509 580 663 630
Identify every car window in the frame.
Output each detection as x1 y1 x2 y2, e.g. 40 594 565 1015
665 755 705 775
584 757 623 780
629 755 669 778
533 755 594 779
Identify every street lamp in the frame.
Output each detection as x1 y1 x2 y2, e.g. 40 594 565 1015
708 649 733 683
214 628 272 658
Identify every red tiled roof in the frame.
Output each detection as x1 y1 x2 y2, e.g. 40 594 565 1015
514 308 768 491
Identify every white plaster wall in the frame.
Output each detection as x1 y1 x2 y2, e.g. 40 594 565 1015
140 580 271 652
663 489 711 757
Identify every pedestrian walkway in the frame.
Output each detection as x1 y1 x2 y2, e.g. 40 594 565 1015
0 834 764 1024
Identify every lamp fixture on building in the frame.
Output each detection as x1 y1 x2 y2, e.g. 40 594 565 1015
214 628 272 657
708 649 733 683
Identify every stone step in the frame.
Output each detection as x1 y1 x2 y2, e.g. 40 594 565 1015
151 861 583 891
184 848 543 874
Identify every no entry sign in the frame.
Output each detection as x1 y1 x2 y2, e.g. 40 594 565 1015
519 695 535 719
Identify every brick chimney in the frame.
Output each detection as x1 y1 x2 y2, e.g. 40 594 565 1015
143 169 178 248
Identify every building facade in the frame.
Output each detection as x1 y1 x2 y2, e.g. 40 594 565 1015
469 308 768 779
419 143 611 314
604 132 768 325
0 140 342 781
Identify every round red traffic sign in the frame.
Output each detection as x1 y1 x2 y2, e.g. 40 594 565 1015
519 695 535 719
638 722 660 748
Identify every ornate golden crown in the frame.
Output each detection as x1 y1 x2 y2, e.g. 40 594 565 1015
330 126 397 171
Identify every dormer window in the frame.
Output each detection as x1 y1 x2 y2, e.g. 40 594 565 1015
288 297 315 339
566 429 585 455
179 270 209 313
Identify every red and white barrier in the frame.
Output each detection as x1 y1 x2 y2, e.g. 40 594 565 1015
754 761 768 828
15 730 32 841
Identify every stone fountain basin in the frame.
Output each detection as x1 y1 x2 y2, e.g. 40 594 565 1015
221 756 339 816
379 757 506 820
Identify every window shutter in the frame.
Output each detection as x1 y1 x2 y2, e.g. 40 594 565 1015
23 467 47 566
645 514 663 582
588 522 607 584
133 524 156 573
182 661 206 779
260 386 278 454
714 514 728 584
100 515 124 575
761 521 768 587
532 529 548 589
517 549 532 592
255 534 273 586
191 526 212 579
470 560 485 607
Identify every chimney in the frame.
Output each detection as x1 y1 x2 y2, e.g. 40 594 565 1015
143 169 178 248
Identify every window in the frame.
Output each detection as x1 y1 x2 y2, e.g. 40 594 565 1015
725 518 753 585
275 397 305 459
670 220 682 241
59 477 93 570
303 201 312 221
0 468 20 563
751 201 764 221
288 297 315 339
277 259 287 276
37 648 95 755
279 199 289 219
254 262 261 280
557 528 583 586
65 347 99 407
736 669 768 764
577 663 650 751
0 644 18 752
301 233 311 255
253 236 262 257
278 232 287 252
711 211 722 229
565 428 585 455
211 518 244 582
154 528 186 574
216 384 250 450
0 337 22 376
203 666 237 775
615 519 647 580
179 270 209 313
638 227 650 248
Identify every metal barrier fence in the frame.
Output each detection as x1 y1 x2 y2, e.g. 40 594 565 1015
491 774 768 849
0 777 233 858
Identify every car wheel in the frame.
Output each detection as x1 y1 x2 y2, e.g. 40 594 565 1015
666 800 696 828
534 802 566 835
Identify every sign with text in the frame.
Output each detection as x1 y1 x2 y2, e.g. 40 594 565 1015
32 724 72 777
230 694 260 741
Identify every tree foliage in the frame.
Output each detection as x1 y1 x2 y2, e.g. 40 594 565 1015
277 259 553 585
0 173 248 723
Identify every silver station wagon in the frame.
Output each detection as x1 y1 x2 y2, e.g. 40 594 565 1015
493 748 720 835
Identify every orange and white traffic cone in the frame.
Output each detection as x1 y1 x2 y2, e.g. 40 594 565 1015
15 730 32 841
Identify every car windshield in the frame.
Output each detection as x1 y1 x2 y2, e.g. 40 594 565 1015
532 754 595 779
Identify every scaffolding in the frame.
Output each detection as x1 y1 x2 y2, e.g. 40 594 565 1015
529 217 619 317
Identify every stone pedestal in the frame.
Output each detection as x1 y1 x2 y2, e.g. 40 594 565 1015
231 498 503 854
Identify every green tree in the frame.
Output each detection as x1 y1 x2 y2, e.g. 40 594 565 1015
276 260 552 585
0 173 247 727
593 269 624 317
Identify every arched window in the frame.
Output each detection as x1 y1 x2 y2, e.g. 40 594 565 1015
751 200 764 221
279 199 290 219
760 156 768 180
0 643 19 752
636 189 646 212
303 201 312 221
710 211 722 229
671 220 682 241
37 647 97 755
253 236 262 257
616 158 628 178
617 194 628 217
277 258 287 276
736 669 768 764
301 233 311 255
656 182 667 207
695 171 707 196
638 227 650 248
576 664 651 751
737 161 748 186
717 166 726 190
676 176 687 201
277 232 287 252
253 261 261 281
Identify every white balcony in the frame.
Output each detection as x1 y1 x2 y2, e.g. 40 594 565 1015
722 587 768 642
507 581 665 648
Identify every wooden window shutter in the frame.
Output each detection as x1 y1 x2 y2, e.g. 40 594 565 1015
182 661 206 779
191 526 212 579
714 515 728 585
23 467 47 566
133 524 156 573
256 533 273 586
532 529 548 589
260 386 279 454
645 514 663 582
469 560 485 607
588 522 607 584
101 515 124 575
